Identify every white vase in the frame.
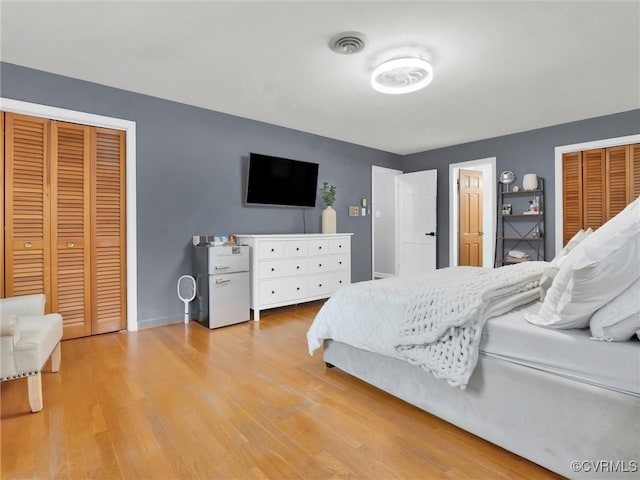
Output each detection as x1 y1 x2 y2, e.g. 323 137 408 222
522 173 538 191
321 206 337 234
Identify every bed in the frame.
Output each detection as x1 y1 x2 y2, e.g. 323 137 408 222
307 199 640 479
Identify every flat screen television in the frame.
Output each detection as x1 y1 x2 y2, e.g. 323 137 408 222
246 153 319 207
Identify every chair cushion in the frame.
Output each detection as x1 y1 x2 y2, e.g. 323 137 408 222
12 314 63 376
1 314 20 339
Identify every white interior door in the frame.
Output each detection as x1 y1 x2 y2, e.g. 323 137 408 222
398 170 437 275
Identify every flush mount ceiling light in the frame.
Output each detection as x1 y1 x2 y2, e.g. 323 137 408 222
371 57 434 94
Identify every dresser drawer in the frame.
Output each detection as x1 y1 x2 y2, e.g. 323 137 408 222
307 254 349 274
329 237 350 254
259 277 307 305
307 239 330 256
283 241 307 257
258 241 283 259
307 271 349 297
259 258 308 278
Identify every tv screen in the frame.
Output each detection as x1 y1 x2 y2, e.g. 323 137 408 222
246 153 319 207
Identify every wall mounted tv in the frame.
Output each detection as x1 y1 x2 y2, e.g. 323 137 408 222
246 153 319 208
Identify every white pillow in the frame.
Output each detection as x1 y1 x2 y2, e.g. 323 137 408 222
539 228 593 301
590 278 640 341
527 197 640 329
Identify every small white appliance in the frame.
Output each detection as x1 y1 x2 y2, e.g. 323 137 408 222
193 244 250 328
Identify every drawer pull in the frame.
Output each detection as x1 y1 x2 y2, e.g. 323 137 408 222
271 290 275 294
296 266 300 269
318 246 322 250
67 242 75 248
339 261 342 265
215 279 231 285
296 247 300 251
318 263 322 267
339 280 343 284
271 268 275 272
339 244 342 248
318 283 323 287
24 241 32 248
296 287 300 291
215 265 230 270
271 248 275 252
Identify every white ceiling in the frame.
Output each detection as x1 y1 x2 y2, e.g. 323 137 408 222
1 1 639 155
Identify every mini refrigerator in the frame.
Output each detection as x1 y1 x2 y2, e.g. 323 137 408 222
193 244 250 328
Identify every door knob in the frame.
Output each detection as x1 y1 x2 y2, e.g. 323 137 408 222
24 241 32 248
478 231 484 237
67 242 75 248
425 232 436 237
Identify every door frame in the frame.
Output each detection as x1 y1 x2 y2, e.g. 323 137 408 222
1 97 139 332
554 134 640 255
449 157 496 268
371 165 402 279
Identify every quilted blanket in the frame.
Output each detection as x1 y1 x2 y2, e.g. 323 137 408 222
307 262 547 388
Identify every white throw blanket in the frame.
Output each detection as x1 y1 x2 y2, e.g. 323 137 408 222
307 262 546 388
394 262 546 388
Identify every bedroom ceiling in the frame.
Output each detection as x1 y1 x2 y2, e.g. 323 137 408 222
1 1 639 155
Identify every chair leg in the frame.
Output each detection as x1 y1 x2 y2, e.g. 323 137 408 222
51 342 61 373
27 373 43 413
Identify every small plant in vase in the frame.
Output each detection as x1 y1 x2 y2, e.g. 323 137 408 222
321 182 337 234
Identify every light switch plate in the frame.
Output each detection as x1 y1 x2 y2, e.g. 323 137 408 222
348 206 359 217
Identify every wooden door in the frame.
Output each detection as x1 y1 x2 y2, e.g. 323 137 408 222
51 121 92 339
458 169 483 267
605 145 631 219
91 128 127 334
631 144 640 200
562 151 583 245
582 149 606 231
4 113 52 301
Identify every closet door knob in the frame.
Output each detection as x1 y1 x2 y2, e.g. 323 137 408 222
67 242 75 248
24 242 32 248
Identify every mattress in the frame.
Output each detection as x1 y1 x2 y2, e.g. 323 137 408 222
481 301 640 396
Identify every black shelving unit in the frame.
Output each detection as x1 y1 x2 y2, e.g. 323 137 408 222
495 177 545 267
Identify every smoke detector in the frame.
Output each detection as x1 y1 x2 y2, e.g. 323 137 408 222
329 32 367 55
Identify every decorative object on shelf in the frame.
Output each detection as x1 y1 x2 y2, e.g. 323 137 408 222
499 171 516 191
512 186 520 192
522 173 538 191
502 204 512 215
321 182 337 234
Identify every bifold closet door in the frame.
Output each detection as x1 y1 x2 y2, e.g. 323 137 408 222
91 128 127 334
4 113 52 300
562 151 583 245
51 121 92 338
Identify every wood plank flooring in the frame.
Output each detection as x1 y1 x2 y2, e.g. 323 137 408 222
1 302 561 479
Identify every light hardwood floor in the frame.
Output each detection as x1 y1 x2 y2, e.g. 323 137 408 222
1 302 561 479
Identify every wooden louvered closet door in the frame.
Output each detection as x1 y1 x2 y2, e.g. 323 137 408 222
4 113 51 300
3 113 126 338
91 128 126 335
563 143 639 247
51 121 92 338
562 151 583 245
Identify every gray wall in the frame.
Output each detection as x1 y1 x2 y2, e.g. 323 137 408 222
402 110 640 268
1 62 400 328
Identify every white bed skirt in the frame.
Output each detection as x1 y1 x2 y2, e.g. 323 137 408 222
323 340 640 479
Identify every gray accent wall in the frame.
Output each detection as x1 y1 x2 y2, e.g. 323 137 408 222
401 110 640 268
1 62 399 328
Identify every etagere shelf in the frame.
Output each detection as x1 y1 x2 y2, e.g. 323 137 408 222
495 178 545 267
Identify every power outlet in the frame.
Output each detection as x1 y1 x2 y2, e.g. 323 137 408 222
348 206 359 217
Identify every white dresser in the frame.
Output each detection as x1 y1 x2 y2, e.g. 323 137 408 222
235 233 352 320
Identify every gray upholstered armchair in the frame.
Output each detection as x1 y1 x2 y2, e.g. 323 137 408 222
1 294 63 412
